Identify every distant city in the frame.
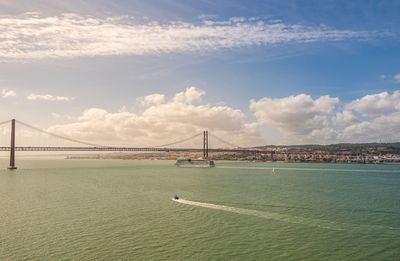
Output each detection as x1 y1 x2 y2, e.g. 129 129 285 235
68 142 400 164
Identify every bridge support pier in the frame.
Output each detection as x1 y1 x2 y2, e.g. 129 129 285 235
8 119 17 170
203 130 209 159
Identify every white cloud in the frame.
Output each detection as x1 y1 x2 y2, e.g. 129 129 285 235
341 112 400 142
1 88 16 98
38 89 400 146
136 93 166 106
47 87 261 147
250 90 400 144
173 86 204 104
394 74 400 83
0 13 372 61
27 93 72 101
334 110 359 125
340 92 400 142
250 94 339 142
345 91 400 116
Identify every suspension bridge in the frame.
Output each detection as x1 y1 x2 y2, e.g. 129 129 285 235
0 119 274 169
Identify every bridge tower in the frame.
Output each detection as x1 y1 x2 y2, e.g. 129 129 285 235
203 130 209 159
8 119 17 169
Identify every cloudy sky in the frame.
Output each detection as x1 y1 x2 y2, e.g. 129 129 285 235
0 0 399 147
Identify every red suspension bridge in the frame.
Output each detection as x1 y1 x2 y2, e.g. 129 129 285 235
0 119 274 169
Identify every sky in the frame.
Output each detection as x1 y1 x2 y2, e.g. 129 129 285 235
0 0 399 147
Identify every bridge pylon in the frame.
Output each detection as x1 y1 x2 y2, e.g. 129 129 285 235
203 130 209 159
8 119 17 170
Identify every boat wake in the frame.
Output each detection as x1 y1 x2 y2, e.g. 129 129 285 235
173 198 343 231
173 198 400 234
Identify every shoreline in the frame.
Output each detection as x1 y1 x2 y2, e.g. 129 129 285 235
64 156 400 164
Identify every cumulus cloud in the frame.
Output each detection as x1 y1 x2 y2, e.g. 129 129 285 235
0 13 372 61
40 88 400 146
334 110 359 125
250 94 339 139
340 92 400 142
341 112 400 143
27 93 72 101
346 91 400 116
1 88 16 98
250 90 400 144
173 86 204 104
136 93 166 106
47 87 261 147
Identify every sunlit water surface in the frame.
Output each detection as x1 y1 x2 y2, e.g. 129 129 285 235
1 159 399 260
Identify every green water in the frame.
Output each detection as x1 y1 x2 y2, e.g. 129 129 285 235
0 159 399 260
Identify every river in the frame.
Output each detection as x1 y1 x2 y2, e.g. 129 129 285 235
1 159 399 260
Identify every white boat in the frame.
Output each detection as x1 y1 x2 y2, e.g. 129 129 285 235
175 158 215 168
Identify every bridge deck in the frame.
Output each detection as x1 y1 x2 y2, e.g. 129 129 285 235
0 147 271 153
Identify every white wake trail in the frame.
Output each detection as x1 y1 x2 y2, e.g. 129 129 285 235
173 198 400 234
173 198 343 230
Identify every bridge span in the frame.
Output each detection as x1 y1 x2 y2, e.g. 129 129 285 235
0 119 274 169
0 146 268 153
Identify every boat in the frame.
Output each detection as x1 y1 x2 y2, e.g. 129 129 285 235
173 195 179 200
175 158 215 168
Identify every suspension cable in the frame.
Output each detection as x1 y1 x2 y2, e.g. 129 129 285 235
149 132 203 148
209 133 245 149
16 120 109 147
0 120 11 126
16 119 204 149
